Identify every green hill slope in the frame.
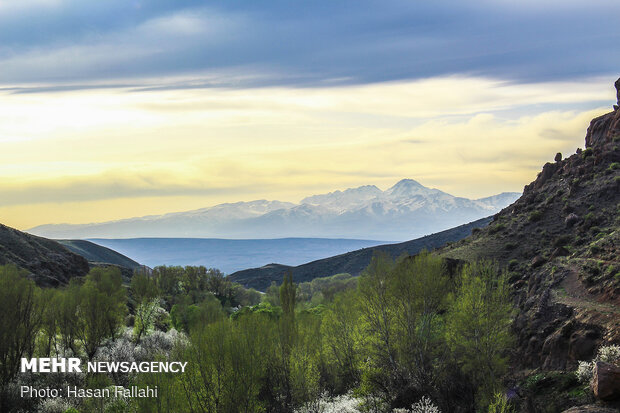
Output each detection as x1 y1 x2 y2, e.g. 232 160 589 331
0 224 89 286
228 216 492 291
57 239 142 270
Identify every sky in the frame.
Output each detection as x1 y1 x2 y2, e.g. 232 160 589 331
1 0 619 230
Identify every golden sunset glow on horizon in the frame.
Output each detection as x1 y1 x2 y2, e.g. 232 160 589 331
0 76 614 230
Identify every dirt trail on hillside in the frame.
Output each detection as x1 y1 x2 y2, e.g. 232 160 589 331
552 269 620 315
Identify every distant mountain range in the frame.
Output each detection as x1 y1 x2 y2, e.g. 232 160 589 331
28 179 520 240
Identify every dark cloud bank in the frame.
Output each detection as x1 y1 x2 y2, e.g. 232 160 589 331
0 0 619 90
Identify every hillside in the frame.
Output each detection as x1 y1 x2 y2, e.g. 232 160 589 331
439 80 620 410
228 216 492 290
0 223 89 286
27 181 519 240
57 239 142 270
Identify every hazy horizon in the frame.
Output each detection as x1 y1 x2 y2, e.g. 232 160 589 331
25 178 518 229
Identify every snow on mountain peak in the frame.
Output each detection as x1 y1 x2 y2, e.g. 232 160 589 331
301 184 382 209
27 179 520 240
385 179 439 198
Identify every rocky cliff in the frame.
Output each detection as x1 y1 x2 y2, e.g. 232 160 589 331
584 79 620 148
441 78 620 410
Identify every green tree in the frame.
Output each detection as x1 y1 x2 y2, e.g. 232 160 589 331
356 252 454 407
321 289 364 392
57 280 82 356
278 272 297 410
390 251 450 393
39 288 60 356
263 281 281 306
76 267 127 358
280 272 296 352
357 252 399 403
446 261 514 405
130 272 160 341
0 265 41 388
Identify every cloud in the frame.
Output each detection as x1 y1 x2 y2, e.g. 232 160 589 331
0 1 619 88
0 171 269 207
0 74 613 229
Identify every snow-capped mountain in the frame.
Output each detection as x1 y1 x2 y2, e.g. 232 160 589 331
27 180 521 240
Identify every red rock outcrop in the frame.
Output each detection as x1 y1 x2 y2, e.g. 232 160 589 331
585 77 620 147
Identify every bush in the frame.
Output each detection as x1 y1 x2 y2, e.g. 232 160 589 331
576 361 593 383
488 392 514 413
393 396 441 413
504 243 516 251
508 259 519 270
553 235 571 247
38 398 74 413
589 244 601 255
529 210 543 222
295 392 361 413
575 345 620 383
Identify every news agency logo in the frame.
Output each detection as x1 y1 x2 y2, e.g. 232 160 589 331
21 358 81 373
20 358 188 373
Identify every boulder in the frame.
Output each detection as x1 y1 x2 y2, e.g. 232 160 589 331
565 213 580 228
585 111 617 147
592 361 620 401
531 255 546 268
568 329 599 361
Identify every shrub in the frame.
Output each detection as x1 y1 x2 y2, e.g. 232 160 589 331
553 235 571 247
295 392 361 413
529 210 542 222
583 212 598 229
575 345 620 383
508 259 519 270
576 361 593 383
38 398 74 413
392 396 441 413
409 396 441 413
487 392 514 413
